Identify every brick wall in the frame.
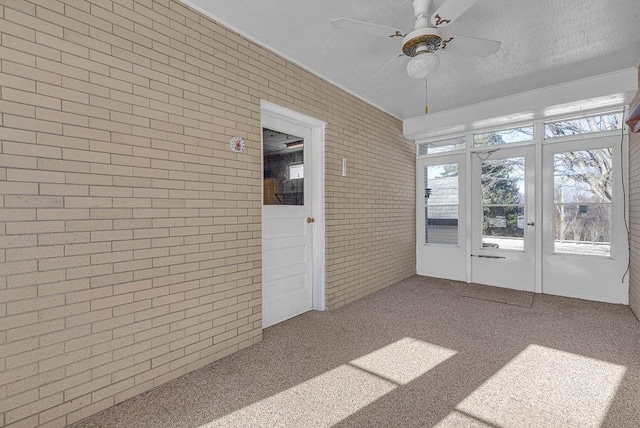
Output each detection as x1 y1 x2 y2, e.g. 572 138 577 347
629 67 640 320
0 0 416 426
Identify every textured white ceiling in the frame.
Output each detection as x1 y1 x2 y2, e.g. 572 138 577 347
183 0 640 120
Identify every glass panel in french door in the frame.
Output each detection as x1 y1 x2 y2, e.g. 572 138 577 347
425 163 459 245
553 148 613 257
480 156 526 251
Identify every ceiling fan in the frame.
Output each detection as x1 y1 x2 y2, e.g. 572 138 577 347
331 0 501 113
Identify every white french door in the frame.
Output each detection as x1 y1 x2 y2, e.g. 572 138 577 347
541 135 628 303
470 146 536 291
415 113 629 304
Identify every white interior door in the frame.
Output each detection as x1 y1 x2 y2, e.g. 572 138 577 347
471 146 536 291
262 119 314 328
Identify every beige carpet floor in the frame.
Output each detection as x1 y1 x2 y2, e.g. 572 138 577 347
74 276 640 428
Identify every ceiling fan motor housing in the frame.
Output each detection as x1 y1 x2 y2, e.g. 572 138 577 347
402 27 443 57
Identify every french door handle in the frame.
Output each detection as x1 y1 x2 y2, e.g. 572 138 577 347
527 222 535 226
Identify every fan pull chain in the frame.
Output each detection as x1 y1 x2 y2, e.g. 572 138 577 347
424 78 429 115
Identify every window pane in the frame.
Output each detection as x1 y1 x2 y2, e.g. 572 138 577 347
553 149 612 204
480 156 526 251
289 164 304 179
482 206 525 251
425 163 458 245
554 204 611 257
426 206 459 245
481 157 525 205
474 126 533 147
425 164 458 205
545 112 623 139
263 128 304 205
553 148 612 256
418 136 465 155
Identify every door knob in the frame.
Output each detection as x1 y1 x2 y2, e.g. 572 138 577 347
527 222 535 226
307 217 315 223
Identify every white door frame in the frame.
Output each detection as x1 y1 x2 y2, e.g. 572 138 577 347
260 100 326 313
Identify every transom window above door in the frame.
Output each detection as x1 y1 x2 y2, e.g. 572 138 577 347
544 111 624 139
417 110 623 156
418 136 466 156
474 126 534 147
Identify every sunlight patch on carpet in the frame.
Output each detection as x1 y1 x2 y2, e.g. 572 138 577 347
435 410 496 428
350 337 457 385
452 344 626 428
202 338 457 427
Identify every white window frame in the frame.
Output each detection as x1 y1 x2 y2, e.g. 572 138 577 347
288 163 304 180
415 107 628 301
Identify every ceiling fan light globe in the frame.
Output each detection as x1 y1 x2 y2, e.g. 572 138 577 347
406 52 440 79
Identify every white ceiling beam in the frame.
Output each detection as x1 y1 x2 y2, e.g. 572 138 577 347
403 68 639 140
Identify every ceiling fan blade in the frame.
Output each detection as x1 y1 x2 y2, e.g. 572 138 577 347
330 18 405 39
431 0 478 27
373 54 407 78
439 34 501 57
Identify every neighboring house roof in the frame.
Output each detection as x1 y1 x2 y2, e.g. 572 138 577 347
426 176 458 220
